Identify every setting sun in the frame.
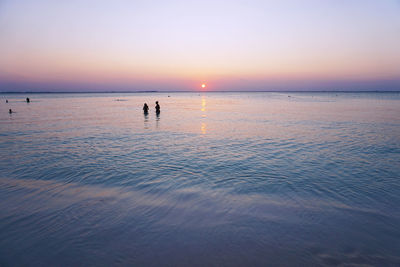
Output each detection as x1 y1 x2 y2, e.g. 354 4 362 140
201 84 206 88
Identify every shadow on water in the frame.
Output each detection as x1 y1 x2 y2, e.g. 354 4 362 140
156 111 160 128
143 111 149 129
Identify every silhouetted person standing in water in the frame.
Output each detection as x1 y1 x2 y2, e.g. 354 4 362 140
155 101 160 114
143 103 149 114
26 97 30 103
6 99 8 103
9 109 12 114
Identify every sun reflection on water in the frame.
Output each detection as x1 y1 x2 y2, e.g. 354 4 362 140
201 96 206 113
201 96 207 134
201 122 207 135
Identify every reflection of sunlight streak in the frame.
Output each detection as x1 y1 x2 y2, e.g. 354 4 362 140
201 122 206 135
201 96 206 112
201 96 207 134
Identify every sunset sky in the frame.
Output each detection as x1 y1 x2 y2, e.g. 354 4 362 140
1 0 400 91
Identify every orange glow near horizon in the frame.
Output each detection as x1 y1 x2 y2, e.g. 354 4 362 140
201 84 206 89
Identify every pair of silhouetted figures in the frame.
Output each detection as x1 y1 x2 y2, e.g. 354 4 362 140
143 101 160 114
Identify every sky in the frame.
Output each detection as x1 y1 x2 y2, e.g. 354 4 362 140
0 0 400 92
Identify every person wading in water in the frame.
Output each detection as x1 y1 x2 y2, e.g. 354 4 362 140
143 103 149 114
155 101 160 114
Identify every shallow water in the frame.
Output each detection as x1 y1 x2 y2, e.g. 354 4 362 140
1 92 400 266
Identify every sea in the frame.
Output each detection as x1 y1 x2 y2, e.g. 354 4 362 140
0 92 399 266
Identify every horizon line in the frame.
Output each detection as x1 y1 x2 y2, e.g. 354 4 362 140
1 90 400 94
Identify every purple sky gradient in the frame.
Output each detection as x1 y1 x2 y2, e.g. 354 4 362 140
1 0 399 92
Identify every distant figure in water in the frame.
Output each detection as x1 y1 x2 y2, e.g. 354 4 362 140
155 101 160 114
9 109 12 114
6 99 8 103
143 103 149 114
26 97 30 103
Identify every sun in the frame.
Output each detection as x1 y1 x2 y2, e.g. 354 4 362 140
201 84 206 88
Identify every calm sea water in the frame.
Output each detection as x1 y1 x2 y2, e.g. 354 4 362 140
1 92 400 266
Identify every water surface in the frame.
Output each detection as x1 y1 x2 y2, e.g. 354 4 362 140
1 92 400 266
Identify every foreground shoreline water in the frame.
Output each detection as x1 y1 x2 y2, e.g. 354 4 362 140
1 92 399 266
